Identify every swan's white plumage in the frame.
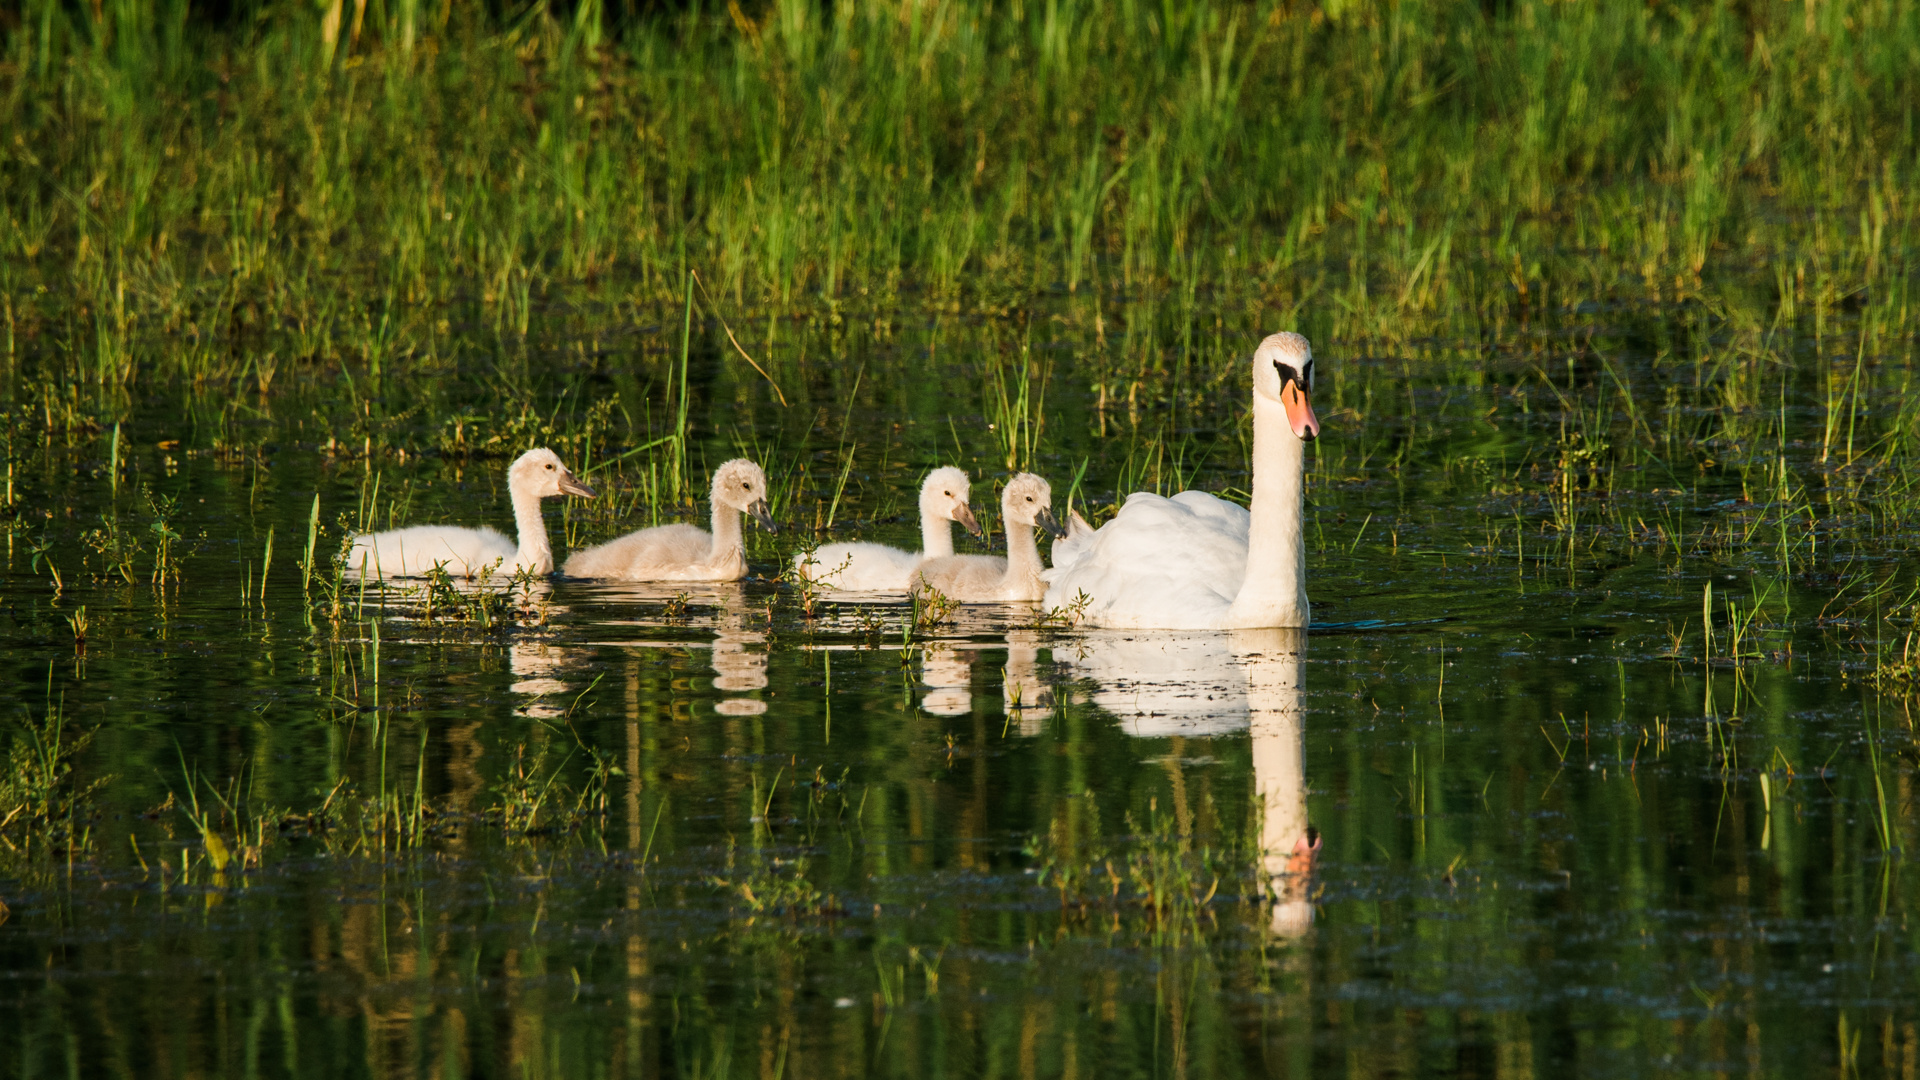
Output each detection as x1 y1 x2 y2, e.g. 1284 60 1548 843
1044 491 1252 628
794 466 979 592
347 447 594 578
1042 332 1321 630
564 459 773 582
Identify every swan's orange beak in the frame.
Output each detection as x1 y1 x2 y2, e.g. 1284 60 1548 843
1281 380 1320 441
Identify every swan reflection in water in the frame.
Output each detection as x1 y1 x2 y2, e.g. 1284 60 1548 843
1060 628 1319 936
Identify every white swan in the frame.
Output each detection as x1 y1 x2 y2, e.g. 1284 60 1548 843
792 466 983 591
346 447 595 578
1043 332 1321 629
563 459 775 581
910 473 1065 602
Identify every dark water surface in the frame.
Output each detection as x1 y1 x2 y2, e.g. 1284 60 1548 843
3 307 1918 1079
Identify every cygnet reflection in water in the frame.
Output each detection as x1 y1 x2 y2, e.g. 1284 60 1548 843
712 628 769 714
510 638 578 718
505 583 576 718
573 580 762 626
1061 627 1318 937
911 632 1059 724
918 644 973 717
1001 629 1055 735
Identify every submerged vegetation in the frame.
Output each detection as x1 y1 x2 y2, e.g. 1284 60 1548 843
2 0 1920 1075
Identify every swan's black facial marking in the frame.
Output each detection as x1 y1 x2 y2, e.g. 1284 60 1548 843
1272 356 1316 392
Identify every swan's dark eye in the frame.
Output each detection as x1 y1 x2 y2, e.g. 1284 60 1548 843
943 490 951 497
1273 360 1298 385
546 463 555 470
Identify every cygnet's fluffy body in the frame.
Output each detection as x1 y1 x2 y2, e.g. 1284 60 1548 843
794 466 981 591
911 473 1065 602
564 459 775 581
347 448 595 578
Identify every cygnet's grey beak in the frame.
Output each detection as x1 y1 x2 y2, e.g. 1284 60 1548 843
561 473 597 498
1035 506 1067 539
952 502 983 539
748 498 776 534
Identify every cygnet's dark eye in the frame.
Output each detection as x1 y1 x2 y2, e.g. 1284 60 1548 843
545 463 555 470
943 490 951 497
1025 496 1034 502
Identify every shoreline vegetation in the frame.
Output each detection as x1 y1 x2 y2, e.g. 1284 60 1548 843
0 0 1914 377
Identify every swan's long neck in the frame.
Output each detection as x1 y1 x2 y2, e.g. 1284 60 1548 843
510 484 554 574
1003 516 1044 594
710 495 744 564
1226 393 1309 628
921 503 954 559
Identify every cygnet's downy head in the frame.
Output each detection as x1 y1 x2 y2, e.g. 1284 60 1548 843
1001 473 1066 537
711 458 776 533
510 447 597 499
920 466 982 538
1250 332 1321 441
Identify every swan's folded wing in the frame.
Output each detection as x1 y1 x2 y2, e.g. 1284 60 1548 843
1042 492 1249 628
1168 490 1252 531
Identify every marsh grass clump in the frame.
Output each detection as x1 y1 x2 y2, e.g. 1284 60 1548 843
78 486 194 587
911 585 960 631
1031 797 1241 941
1871 633 1920 694
0 703 108 851
486 734 619 838
708 840 828 918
